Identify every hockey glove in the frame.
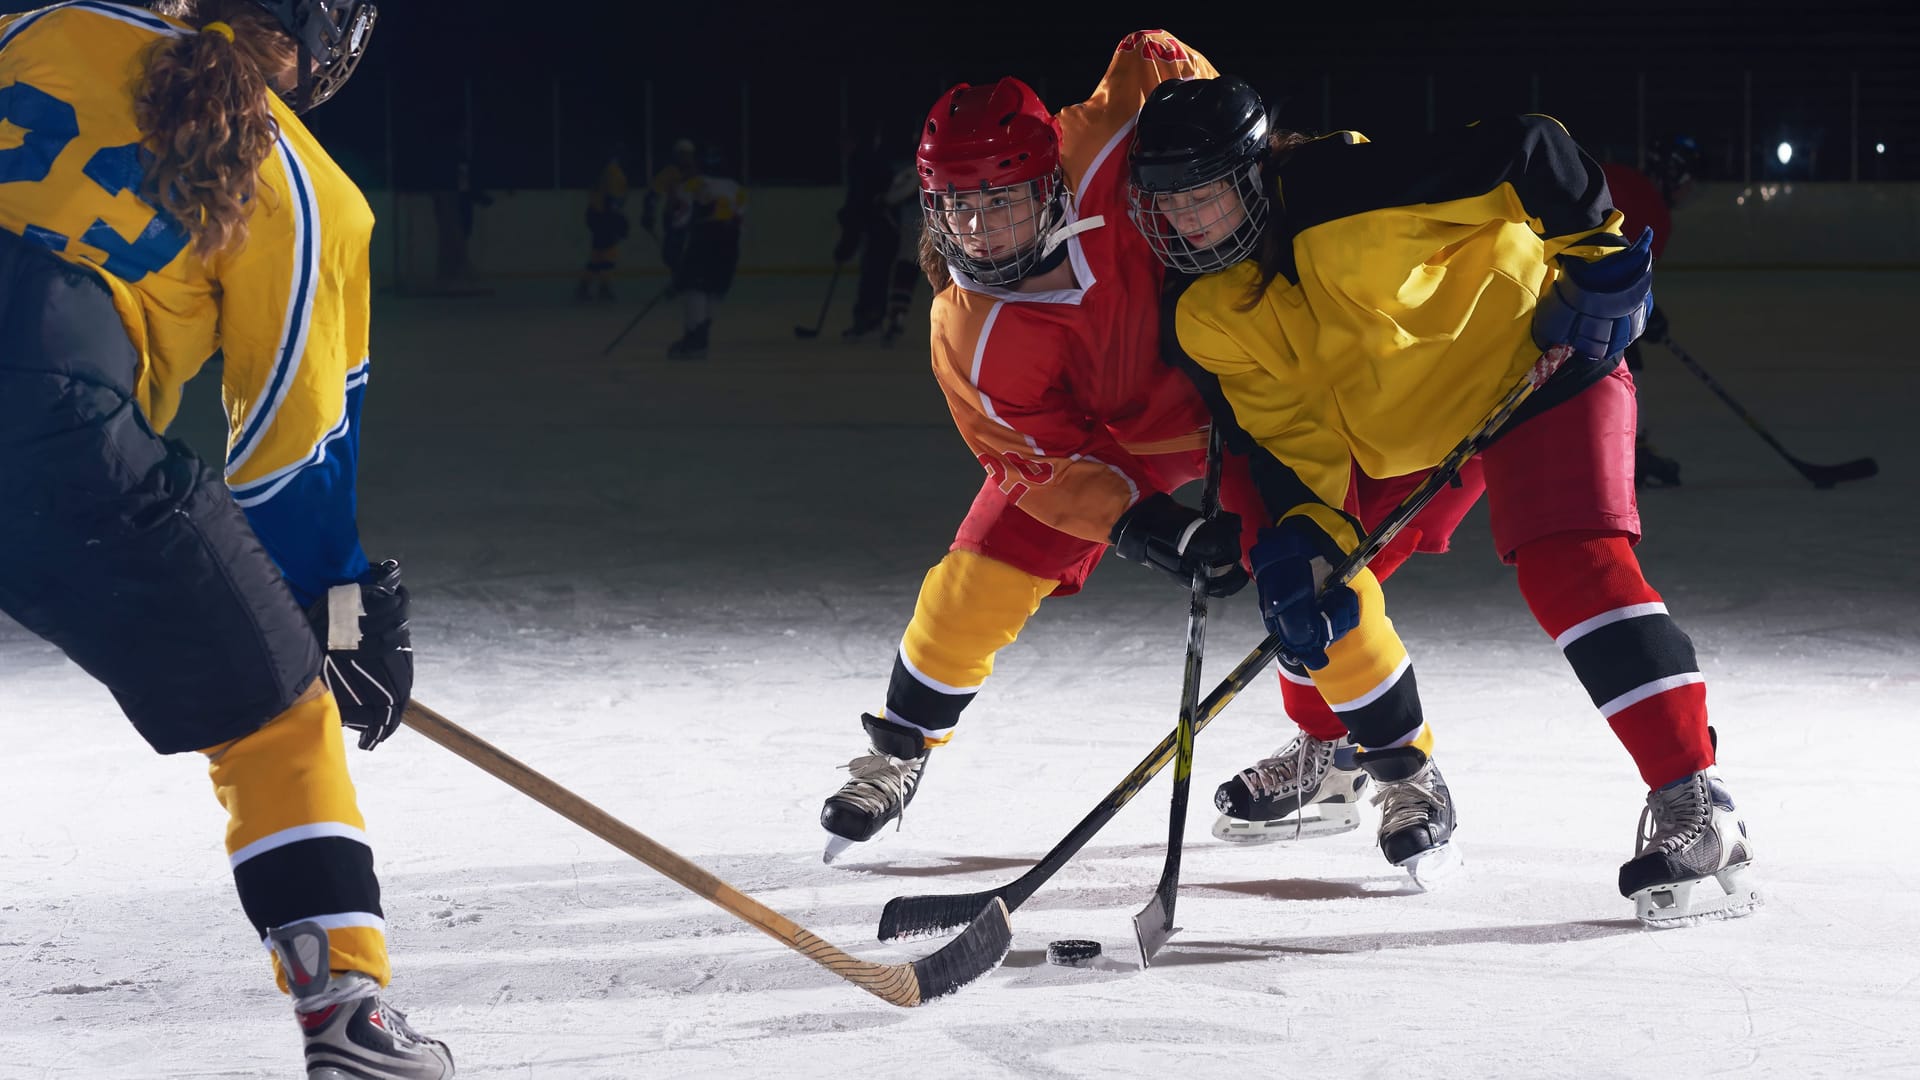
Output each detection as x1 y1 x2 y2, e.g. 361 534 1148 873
306 559 414 750
1248 527 1360 671
1110 492 1249 598
1533 226 1655 363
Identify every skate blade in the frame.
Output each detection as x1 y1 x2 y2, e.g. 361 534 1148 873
1395 842 1464 891
822 832 858 865
1212 805 1362 845
1632 863 1762 927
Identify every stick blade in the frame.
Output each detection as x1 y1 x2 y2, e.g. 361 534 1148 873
1131 887 1176 968
793 326 821 338
906 897 1014 1003
1799 456 1878 489
878 887 1002 943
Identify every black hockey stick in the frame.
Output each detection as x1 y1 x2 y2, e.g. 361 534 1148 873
1131 425 1224 965
601 284 675 356
404 701 1011 1004
793 263 845 338
877 346 1575 943
1659 334 1877 489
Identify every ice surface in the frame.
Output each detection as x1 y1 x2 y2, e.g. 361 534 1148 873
1 272 1916 1077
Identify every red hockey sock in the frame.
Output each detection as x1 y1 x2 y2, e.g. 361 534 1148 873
1513 530 1714 789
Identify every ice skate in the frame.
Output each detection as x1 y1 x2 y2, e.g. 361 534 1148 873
268 921 454 1080
820 713 929 863
666 320 709 360
1211 732 1367 844
1620 770 1760 927
1356 744 1461 889
841 316 881 341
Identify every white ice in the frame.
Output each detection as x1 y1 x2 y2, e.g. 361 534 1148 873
2 271 1916 1078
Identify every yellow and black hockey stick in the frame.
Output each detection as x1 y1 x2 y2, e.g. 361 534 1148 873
878 346 1575 943
402 701 1011 1005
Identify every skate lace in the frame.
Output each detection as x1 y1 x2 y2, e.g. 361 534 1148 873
1239 734 1334 799
1635 774 1710 858
1371 766 1444 836
835 751 918 824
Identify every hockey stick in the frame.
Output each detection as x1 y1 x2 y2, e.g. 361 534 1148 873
793 263 845 338
401 701 1011 1005
877 346 1575 943
601 284 675 356
1658 334 1877 489
1131 425 1224 965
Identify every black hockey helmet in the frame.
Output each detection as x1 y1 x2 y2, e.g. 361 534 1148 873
1127 75 1270 274
1646 134 1700 203
250 0 377 113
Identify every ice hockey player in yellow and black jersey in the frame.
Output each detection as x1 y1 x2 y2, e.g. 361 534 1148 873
0 1 454 1073
665 146 746 360
1127 76 1757 921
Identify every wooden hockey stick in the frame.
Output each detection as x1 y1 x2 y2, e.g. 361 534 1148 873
401 701 1011 1006
877 346 1574 943
1131 425 1224 965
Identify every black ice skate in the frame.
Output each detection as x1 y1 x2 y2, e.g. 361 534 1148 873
268 921 454 1080
1356 744 1461 889
820 713 929 864
1212 733 1368 844
666 320 710 360
1619 770 1760 926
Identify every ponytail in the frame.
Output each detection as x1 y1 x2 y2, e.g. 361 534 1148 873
135 4 291 259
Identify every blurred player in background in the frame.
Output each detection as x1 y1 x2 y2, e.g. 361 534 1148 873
666 147 746 360
578 140 630 301
833 119 906 341
1602 135 1700 486
643 136 698 284
0 1 450 1073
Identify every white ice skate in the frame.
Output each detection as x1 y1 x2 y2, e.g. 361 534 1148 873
1620 770 1760 927
1211 733 1368 844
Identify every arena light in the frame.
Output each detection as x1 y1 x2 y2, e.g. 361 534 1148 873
1876 142 1887 155
1776 142 1793 165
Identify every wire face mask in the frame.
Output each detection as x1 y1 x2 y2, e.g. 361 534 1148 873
1127 160 1267 275
923 171 1065 286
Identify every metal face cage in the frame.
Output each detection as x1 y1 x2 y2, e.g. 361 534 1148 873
1126 161 1267 275
922 168 1064 286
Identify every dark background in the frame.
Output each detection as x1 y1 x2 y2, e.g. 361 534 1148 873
6 2 1919 189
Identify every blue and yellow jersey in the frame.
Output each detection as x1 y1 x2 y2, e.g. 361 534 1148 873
0 1 374 604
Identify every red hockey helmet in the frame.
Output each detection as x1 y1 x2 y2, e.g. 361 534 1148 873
917 78 1068 285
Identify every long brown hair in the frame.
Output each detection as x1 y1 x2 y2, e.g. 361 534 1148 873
918 226 950 291
137 1 294 258
1240 129 1317 309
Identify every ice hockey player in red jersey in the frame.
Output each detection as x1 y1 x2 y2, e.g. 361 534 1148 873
814 31 1483 865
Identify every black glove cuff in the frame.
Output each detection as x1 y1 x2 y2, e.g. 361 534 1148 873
1110 493 1200 577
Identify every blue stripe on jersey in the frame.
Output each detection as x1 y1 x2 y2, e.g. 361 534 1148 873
234 361 371 607
0 2 181 52
227 134 318 472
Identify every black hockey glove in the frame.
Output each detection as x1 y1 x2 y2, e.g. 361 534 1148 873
1110 492 1249 598
306 559 414 750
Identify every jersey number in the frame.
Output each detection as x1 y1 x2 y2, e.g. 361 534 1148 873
0 82 191 281
979 448 1056 502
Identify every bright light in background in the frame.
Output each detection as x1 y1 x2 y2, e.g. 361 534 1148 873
1876 142 1887 155
1776 142 1794 165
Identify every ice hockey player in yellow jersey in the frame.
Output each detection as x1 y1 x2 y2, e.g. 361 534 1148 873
0 1 453 1073
665 146 746 360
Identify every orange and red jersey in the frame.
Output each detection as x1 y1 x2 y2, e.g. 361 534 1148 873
927 30 1218 543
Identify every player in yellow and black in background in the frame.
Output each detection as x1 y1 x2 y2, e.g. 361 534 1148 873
577 139 628 301
0 1 453 1073
665 145 746 360
1128 76 1757 920
642 136 697 280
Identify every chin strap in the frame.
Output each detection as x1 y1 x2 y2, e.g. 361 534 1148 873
1041 214 1106 258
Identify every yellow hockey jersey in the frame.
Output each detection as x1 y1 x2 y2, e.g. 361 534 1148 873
0 1 375 603
1173 115 1627 556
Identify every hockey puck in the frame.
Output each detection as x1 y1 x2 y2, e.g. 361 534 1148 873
1046 939 1101 967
